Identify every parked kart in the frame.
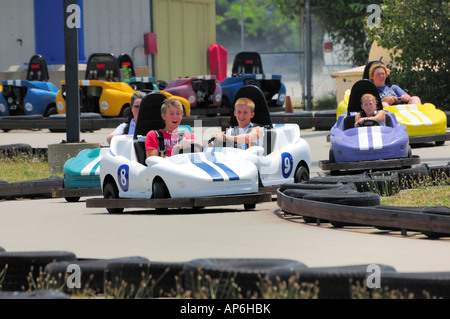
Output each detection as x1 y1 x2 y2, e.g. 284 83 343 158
159 75 222 116
206 85 311 188
336 61 449 145
97 91 265 213
221 52 286 114
117 53 159 91
320 79 421 175
56 53 190 118
0 55 58 118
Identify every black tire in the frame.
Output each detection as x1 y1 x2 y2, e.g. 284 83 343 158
182 258 308 298
64 196 80 203
44 105 57 118
152 180 169 213
105 258 184 298
244 203 256 210
103 182 123 214
0 251 77 291
294 166 309 183
435 140 445 146
120 105 131 119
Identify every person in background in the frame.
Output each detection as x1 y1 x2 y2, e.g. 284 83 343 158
354 93 386 127
214 97 264 149
369 63 422 108
107 90 146 144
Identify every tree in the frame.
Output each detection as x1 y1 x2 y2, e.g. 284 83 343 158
367 0 449 110
216 0 302 53
269 0 382 66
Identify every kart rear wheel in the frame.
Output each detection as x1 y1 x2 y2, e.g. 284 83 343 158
294 166 309 183
152 180 169 213
103 182 123 214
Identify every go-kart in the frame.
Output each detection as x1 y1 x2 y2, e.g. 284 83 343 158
117 53 159 91
320 79 421 175
56 53 190 118
87 91 272 213
0 55 58 118
206 85 311 188
220 52 286 114
158 75 222 116
336 61 449 145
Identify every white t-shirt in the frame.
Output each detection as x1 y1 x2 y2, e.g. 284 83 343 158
225 123 264 149
111 118 136 136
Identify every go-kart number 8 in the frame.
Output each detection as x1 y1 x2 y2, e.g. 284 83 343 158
281 152 293 178
117 164 129 192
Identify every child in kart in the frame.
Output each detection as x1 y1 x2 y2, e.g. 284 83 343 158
354 93 386 127
145 98 198 158
214 97 264 149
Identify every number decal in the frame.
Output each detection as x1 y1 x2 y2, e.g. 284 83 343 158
117 164 129 192
281 152 293 178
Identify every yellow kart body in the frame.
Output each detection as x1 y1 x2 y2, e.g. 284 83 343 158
336 89 447 137
56 80 190 117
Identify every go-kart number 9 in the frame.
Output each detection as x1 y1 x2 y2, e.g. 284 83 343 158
281 152 293 178
117 164 129 192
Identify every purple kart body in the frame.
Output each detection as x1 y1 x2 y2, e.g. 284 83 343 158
330 112 409 163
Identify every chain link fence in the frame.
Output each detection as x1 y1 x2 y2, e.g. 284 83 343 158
217 1 353 110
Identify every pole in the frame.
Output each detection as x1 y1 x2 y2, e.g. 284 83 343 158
305 0 313 110
63 0 81 143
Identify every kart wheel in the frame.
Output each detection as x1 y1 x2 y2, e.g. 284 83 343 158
103 182 123 214
44 105 57 118
294 166 309 183
64 196 80 203
152 180 169 213
244 203 256 210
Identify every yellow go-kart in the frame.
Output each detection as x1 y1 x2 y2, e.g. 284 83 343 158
337 61 449 145
56 53 190 118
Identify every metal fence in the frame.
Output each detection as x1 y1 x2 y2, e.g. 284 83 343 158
217 1 353 109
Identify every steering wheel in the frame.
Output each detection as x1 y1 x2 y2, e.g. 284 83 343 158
361 119 381 127
172 141 203 155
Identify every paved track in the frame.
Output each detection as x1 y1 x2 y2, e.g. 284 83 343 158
1 126 449 273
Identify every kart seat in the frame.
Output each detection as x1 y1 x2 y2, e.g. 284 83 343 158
134 141 146 165
263 129 277 155
230 85 273 128
344 115 356 130
26 54 50 82
231 52 264 75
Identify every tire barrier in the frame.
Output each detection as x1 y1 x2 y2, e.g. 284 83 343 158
278 162 450 238
267 263 397 299
0 251 77 291
43 256 185 297
1 250 450 298
0 176 63 199
0 290 70 299
181 258 308 298
0 143 33 157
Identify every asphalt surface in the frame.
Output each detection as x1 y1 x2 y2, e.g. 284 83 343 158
1 126 450 273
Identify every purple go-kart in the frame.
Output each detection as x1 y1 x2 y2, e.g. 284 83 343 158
319 79 421 175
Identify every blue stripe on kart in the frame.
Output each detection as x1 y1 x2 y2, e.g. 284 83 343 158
214 162 240 181
204 150 240 181
190 154 224 182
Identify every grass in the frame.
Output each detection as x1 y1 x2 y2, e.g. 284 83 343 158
0 151 62 183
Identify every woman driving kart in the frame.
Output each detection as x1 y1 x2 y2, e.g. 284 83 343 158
369 63 422 108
